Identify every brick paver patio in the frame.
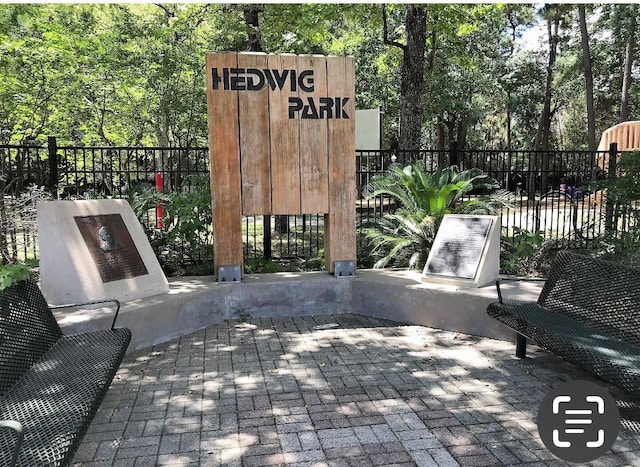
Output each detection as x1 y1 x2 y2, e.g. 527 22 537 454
71 314 640 466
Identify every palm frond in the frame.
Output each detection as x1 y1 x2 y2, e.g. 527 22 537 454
362 163 508 269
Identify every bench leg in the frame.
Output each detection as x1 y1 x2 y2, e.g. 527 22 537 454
515 334 527 358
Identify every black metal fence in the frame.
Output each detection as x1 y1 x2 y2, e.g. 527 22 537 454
356 146 616 247
1 137 626 270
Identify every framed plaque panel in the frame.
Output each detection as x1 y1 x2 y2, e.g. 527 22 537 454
38 199 169 305
422 214 500 288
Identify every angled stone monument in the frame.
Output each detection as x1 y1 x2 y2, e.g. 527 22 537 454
38 199 169 305
422 214 500 288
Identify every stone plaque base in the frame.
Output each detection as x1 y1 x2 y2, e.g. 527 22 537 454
422 214 500 288
38 200 169 305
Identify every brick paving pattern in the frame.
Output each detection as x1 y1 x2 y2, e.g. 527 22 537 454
71 314 640 466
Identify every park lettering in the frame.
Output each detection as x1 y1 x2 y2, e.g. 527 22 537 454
211 67 350 120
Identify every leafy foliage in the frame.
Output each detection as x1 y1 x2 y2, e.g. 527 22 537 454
362 163 512 269
1 4 636 150
511 227 544 258
500 227 545 276
603 152 640 203
582 151 640 266
0 263 32 290
127 175 213 275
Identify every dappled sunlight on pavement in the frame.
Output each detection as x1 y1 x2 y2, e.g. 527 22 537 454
72 314 640 466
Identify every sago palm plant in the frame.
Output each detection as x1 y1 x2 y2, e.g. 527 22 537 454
362 162 512 269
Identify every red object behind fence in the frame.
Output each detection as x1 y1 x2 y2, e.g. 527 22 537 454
155 173 164 229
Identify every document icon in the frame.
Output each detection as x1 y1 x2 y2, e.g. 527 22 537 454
538 380 620 463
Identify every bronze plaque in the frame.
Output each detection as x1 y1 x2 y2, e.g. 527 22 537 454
74 214 149 283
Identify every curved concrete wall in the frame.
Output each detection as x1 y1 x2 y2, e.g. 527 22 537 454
54 270 543 353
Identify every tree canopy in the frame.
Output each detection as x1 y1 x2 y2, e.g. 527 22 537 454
0 3 637 150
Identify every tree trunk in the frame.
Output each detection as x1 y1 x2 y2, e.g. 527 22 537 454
535 17 558 152
620 9 636 123
533 14 559 197
384 5 427 151
243 6 263 53
437 117 446 166
579 6 596 151
399 6 427 150
456 117 467 152
506 91 512 150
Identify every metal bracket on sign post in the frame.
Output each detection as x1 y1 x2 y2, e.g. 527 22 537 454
333 261 356 278
217 265 241 283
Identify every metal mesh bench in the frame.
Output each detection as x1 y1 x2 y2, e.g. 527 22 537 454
487 251 640 397
0 279 131 467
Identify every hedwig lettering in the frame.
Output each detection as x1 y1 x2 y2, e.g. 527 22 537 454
211 67 350 120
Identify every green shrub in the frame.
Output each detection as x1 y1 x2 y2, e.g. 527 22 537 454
500 228 546 276
0 263 33 290
362 163 512 269
127 175 213 275
585 151 640 265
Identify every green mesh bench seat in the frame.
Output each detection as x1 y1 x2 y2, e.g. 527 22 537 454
0 279 131 467
487 251 640 397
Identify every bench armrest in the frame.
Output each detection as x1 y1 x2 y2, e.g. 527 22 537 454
50 299 122 330
0 420 24 467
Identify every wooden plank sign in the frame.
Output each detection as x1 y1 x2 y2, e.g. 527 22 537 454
325 56 356 272
268 54 301 214
238 53 271 215
206 52 356 277
298 55 329 214
206 52 244 272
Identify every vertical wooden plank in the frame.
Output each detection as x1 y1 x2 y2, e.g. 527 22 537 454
238 53 271 215
206 52 244 272
325 56 356 272
268 54 301 214
298 55 329 214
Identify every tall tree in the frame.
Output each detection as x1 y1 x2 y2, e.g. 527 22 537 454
533 4 571 195
243 6 263 52
535 6 561 152
578 6 596 150
2 4 632 153
427 4 506 152
619 5 637 123
383 4 427 150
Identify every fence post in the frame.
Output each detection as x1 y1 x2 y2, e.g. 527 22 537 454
263 216 272 260
604 142 618 232
47 136 58 194
155 173 164 229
